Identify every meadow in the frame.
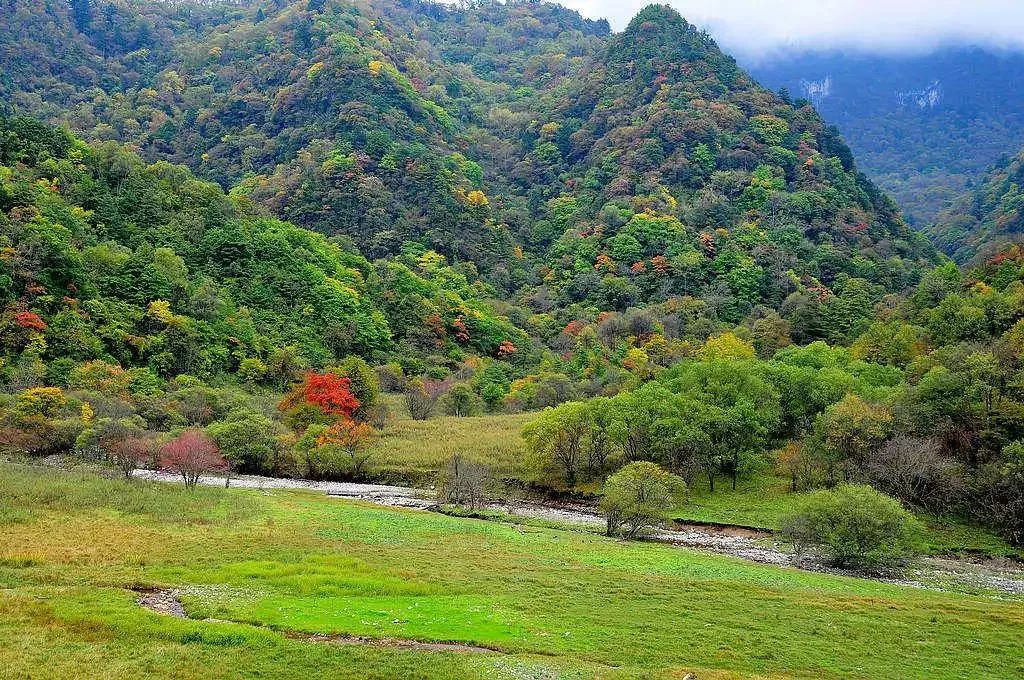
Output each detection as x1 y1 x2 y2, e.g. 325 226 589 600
1 461 1022 679
366 395 532 484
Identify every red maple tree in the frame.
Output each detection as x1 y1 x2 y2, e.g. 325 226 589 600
279 372 360 419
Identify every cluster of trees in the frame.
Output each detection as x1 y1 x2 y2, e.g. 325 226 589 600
525 252 1024 545
0 117 528 386
929 146 1024 263
3 1 938 328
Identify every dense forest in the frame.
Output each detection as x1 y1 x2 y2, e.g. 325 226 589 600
928 144 1024 263
1 0 1022 546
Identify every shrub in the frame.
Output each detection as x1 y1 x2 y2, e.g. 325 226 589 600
442 383 483 416
779 484 923 569
108 436 155 479
600 462 686 539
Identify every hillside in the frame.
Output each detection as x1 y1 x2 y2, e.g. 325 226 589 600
928 146 1024 262
0 115 528 382
751 47 1024 226
1 0 938 324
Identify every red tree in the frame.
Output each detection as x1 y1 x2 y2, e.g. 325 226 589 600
14 311 47 332
158 430 226 490
278 372 361 419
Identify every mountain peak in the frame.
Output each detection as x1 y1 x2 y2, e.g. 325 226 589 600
610 4 733 79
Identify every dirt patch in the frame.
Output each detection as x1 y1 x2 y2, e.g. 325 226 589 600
137 588 186 618
290 632 497 654
667 519 771 539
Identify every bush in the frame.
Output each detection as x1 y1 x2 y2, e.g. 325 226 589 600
779 484 923 569
442 383 483 416
600 462 686 539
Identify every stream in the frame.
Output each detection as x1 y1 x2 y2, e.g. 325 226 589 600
131 468 1024 596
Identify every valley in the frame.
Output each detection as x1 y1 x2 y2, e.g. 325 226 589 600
3 1 1024 677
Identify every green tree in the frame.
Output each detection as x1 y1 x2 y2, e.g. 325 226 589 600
779 485 923 568
600 462 686 538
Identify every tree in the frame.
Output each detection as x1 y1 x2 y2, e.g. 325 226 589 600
206 411 284 482
522 401 590 487
437 454 490 509
779 485 922 569
317 419 378 479
108 436 153 479
405 377 449 420
811 394 892 483
158 430 226 490
329 356 380 419
600 462 686 538
442 383 483 417
279 372 360 420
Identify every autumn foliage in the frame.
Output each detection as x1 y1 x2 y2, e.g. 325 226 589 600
158 430 226 489
279 372 361 418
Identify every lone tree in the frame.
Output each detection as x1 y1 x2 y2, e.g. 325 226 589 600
600 462 686 539
158 430 226 490
779 484 923 569
108 436 153 479
437 454 491 509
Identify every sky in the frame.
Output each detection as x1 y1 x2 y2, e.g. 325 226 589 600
557 0 1024 60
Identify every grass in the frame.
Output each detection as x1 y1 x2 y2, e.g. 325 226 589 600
367 394 531 484
1 461 1022 679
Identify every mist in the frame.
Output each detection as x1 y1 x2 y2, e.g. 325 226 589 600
558 0 1024 60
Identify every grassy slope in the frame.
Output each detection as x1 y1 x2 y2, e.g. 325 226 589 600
1 463 1021 679
368 395 531 484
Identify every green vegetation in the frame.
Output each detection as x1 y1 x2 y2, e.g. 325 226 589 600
929 146 1024 261
1 461 1022 679
780 484 924 568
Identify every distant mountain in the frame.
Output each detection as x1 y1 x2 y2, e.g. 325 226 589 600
750 48 1024 226
927 146 1024 262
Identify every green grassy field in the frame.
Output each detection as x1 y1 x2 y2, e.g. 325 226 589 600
1 462 1021 679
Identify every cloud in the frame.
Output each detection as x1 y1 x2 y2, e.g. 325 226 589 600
558 0 1024 60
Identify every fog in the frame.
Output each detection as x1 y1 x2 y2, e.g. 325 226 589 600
558 0 1024 60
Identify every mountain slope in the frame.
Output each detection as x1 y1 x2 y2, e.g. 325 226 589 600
1 1 938 338
750 48 1024 226
0 116 527 385
928 147 1024 262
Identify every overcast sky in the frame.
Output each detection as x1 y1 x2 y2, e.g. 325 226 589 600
557 1 1024 60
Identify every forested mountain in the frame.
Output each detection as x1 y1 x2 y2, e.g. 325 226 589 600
928 145 1024 262
750 48 1024 226
0 116 529 385
2 1 937 326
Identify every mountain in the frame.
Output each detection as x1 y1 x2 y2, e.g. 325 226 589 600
0 116 528 384
750 47 1024 226
927 146 1024 262
1 0 941 378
